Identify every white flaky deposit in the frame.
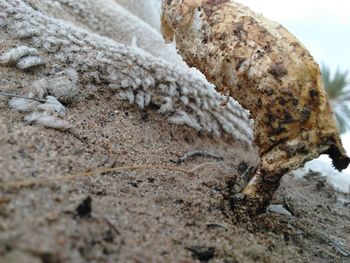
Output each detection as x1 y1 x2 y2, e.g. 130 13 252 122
33 0 185 66
24 112 71 131
0 46 39 65
37 96 66 116
0 46 45 70
9 98 39 112
9 95 68 130
16 55 45 70
0 0 253 144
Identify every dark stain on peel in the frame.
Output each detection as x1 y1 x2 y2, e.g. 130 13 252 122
233 22 247 40
270 126 286 136
268 64 288 80
202 0 230 17
309 89 319 97
300 107 311 122
283 111 294 124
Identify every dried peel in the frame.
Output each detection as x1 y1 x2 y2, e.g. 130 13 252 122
161 0 350 213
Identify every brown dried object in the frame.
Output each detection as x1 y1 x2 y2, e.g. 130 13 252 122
161 0 350 214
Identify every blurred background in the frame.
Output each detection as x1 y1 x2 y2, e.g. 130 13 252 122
236 0 350 188
236 0 350 71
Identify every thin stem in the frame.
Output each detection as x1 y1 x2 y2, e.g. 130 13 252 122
0 92 46 103
0 164 195 190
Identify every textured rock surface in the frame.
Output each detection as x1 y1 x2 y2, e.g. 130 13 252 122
161 0 350 212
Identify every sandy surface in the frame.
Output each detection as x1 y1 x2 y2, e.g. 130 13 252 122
1 82 350 262
0 2 349 261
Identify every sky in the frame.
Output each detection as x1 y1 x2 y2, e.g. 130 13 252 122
235 1 350 177
236 0 350 73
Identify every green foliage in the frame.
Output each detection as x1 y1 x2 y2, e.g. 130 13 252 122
322 65 350 134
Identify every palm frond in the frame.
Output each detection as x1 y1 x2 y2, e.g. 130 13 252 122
322 65 350 133
322 65 349 98
334 106 350 134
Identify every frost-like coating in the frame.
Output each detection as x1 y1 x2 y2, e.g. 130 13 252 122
17 55 45 70
9 93 67 130
0 46 39 65
29 78 48 99
46 69 79 104
115 0 161 30
24 112 71 131
9 98 39 112
37 96 66 116
0 0 253 144
48 0 185 66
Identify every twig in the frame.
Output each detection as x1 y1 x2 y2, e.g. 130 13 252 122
293 222 350 257
0 92 46 103
170 150 223 164
189 162 219 173
283 196 296 216
318 231 350 257
102 216 121 235
0 164 193 190
92 215 121 235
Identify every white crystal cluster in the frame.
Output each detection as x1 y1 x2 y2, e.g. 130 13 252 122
9 95 70 131
1 45 73 130
0 46 45 70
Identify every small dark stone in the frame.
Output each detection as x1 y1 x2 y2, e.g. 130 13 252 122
140 110 149 121
102 229 114 243
148 102 161 110
147 177 155 183
108 111 115 117
95 189 107 196
185 246 216 262
128 182 139 188
76 196 92 217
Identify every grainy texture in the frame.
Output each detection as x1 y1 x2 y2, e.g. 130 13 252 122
161 0 350 213
1 1 350 263
28 0 184 65
0 0 254 144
